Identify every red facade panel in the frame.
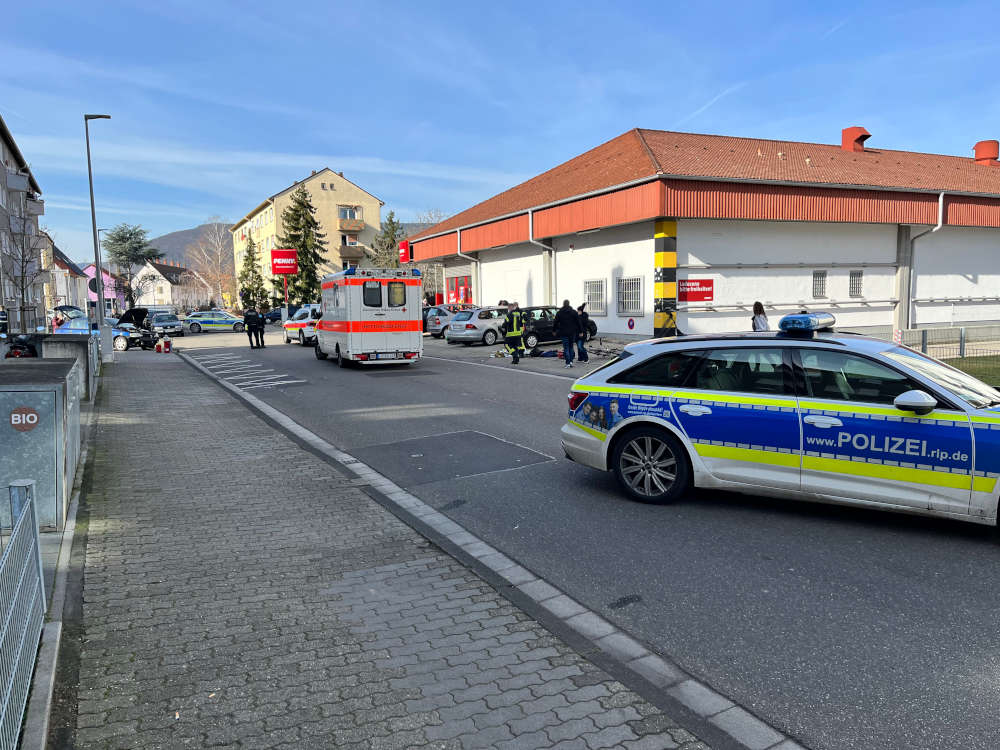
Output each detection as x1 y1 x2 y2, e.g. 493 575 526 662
946 196 1000 227
663 180 939 225
412 232 457 262
533 182 662 238
461 214 529 252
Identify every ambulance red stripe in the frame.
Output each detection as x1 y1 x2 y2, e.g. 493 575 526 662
317 320 422 333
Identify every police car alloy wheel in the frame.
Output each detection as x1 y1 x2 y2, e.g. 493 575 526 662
234 323 244 332
525 333 539 349
189 323 201 333
113 336 129 352
612 427 689 503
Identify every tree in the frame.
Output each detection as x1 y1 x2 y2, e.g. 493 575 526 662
187 218 235 306
367 211 406 268
277 186 326 304
414 209 446 226
102 224 163 308
411 209 447 301
238 235 268 311
2 210 49 333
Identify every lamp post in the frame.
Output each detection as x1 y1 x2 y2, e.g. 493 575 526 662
85 114 111 357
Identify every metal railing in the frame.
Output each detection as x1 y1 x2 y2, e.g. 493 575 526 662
868 324 1000 384
0 481 45 750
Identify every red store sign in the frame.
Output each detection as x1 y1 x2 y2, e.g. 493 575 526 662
678 279 714 302
271 249 298 275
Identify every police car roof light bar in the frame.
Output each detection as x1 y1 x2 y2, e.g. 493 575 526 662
778 312 836 333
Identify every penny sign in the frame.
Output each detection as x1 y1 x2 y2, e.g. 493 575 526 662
10 406 39 432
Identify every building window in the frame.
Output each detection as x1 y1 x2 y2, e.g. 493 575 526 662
338 206 359 220
583 279 607 316
812 270 827 299
616 277 643 316
849 270 863 298
342 234 359 246
320 183 326 190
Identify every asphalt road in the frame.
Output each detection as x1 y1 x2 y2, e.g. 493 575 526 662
176 329 1000 750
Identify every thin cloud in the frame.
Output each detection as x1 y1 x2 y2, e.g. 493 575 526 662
672 82 747 128
821 19 849 39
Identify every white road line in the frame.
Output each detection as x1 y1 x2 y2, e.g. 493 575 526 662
225 370 277 380
241 380 308 389
229 373 290 383
207 358 252 366
423 355 575 381
194 352 243 360
210 365 262 374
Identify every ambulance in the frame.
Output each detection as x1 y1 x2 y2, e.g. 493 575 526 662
314 267 423 366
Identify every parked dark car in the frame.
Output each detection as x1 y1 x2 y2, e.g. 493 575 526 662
500 305 598 348
263 309 283 324
149 312 185 337
112 308 156 352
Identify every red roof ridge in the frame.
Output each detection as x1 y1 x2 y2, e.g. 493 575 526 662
633 128 663 175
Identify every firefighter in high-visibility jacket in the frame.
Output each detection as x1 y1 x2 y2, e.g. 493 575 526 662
502 302 526 365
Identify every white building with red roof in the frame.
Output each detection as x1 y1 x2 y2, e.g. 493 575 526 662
407 127 1000 336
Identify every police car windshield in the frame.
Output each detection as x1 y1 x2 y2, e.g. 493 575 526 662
881 347 1000 408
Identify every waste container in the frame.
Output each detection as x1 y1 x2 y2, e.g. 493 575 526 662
0 359 81 528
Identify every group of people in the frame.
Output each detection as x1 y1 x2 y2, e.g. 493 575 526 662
242 305 267 349
498 299 591 368
575 398 624 432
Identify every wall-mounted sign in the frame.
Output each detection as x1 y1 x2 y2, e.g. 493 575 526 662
398 240 411 265
271 249 298 275
627 318 635 330
679 279 714 302
10 406 39 432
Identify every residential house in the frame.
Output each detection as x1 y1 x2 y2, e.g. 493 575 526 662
0 113 47 332
44 238 88 312
81 264 126 317
231 168 383 300
135 260 213 311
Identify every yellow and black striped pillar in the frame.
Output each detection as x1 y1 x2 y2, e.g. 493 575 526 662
654 219 677 337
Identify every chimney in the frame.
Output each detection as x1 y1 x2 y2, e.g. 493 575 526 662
311 170 317 175
339 171 344 177
973 140 1000 166
841 126 870 152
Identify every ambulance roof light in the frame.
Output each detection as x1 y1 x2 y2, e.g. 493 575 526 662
411 268 422 277
343 266 356 275
778 312 836 333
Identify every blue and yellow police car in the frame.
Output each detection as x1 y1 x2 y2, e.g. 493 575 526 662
185 310 245 334
562 312 1000 526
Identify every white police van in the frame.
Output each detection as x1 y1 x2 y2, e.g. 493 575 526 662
562 312 1000 526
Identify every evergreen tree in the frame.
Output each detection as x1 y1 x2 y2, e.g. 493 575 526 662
102 223 164 308
238 235 268 310
367 211 406 268
277 186 326 304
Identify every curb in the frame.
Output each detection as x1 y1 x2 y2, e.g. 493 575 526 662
179 349 809 750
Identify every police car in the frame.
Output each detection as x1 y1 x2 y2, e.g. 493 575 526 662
562 312 1000 526
185 310 245 334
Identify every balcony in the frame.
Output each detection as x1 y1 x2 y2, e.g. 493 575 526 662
338 218 365 233
26 199 44 216
338 243 366 262
5 172 28 192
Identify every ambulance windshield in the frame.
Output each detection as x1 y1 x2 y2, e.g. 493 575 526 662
882 347 1000 408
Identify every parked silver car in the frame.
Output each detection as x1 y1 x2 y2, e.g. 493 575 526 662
426 304 479 338
445 307 507 346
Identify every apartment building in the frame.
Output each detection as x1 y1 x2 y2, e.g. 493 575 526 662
231 168 383 298
0 114 47 332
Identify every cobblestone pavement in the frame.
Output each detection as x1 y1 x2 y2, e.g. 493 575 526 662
72 353 709 749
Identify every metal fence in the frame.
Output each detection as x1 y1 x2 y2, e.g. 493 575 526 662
868 324 1000 384
0 481 45 750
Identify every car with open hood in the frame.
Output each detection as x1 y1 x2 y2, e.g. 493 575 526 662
112 308 156 352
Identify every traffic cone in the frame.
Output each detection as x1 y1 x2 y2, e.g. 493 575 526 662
155 339 163 353
163 336 172 353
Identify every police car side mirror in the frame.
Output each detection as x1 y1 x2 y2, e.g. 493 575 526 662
894 389 937 415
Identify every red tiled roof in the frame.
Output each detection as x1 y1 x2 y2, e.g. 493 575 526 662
410 128 1000 242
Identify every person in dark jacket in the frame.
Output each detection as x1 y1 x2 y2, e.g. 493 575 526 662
243 306 265 349
502 302 526 364
576 304 590 363
553 299 582 368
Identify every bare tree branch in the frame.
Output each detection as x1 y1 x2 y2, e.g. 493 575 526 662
187 218 234 306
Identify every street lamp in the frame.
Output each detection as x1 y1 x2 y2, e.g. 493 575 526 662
85 114 111 357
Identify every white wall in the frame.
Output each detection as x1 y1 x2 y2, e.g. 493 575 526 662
912 226 1000 326
678 219 898 334
478 244 547 308
553 222 655 337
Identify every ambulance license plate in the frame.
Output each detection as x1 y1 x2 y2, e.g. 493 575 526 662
376 353 393 360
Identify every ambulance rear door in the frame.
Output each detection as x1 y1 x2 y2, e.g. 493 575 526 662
381 277 420 357
356 278 387 355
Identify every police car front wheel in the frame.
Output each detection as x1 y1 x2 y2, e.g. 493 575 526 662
612 427 689 504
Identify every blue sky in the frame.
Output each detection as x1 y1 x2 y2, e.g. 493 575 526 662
3 0 1000 263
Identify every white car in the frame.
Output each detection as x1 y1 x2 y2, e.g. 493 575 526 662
283 304 321 345
562 312 1000 527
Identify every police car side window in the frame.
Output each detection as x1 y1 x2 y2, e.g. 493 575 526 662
609 351 701 387
693 348 786 395
799 350 914 404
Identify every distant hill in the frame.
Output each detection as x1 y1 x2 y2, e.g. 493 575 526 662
149 223 233 271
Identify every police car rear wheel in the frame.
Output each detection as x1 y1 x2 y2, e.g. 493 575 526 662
612 428 688 504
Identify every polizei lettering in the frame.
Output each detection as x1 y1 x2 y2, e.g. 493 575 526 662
835 432 968 462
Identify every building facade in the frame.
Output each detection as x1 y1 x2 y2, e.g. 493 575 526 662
135 260 213 310
0 114 47 332
81 264 126 317
44 241 88 312
409 128 1000 337
231 168 383 300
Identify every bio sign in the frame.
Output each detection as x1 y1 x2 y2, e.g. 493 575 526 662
271 249 298 275
10 406 39 432
678 279 714 302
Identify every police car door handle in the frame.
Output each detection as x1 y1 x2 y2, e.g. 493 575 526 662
678 404 712 416
803 415 843 428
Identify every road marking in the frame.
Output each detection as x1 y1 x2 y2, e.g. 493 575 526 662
242 380 308 389
225 370 277 380
423 355 576 381
229 373 289 383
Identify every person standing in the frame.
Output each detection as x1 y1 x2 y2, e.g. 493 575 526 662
502 301 525 365
751 301 770 332
243 305 264 349
554 299 582 368
576 303 590 363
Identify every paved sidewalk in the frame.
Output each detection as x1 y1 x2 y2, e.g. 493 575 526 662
67 352 708 749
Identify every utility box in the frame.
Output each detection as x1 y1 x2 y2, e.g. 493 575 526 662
0 359 81 529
